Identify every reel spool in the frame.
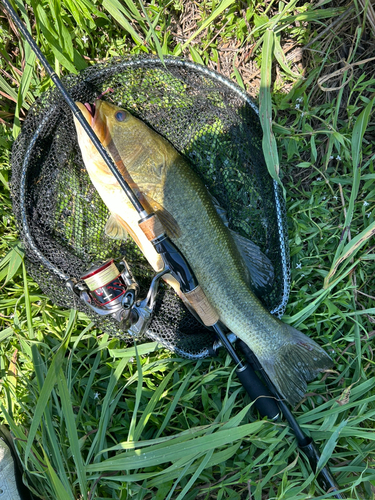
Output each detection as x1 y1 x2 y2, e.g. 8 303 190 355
11 55 291 359
80 260 136 312
67 259 139 324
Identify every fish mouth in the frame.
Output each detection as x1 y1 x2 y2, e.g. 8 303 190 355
75 100 101 125
76 100 108 145
83 101 96 118
81 99 101 126
89 100 101 130
75 101 94 126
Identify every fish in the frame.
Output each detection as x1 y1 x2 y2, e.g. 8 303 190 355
73 99 333 405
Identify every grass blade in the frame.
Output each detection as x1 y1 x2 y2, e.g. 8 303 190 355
128 343 143 441
174 0 236 56
324 221 375 287
0 74 18 103
22 262 35 341
86 421 265 472
86 356 129 464
232 60 245 90
147 443 241 488
325 97 375 286
24 308 75 465
32 1 79 73
189 46 204 65
352 97 375 169
102 0 144 45
98 425 221 455
138 0 164 62
0 327 14 341
259 29 284 194
155 366 195 438
1 243 23 285
316 420 348 473
13 50 35 139
57 370 87 499
42 449 75 500
133 361 190 441
76 351 102 423
274 32 301 79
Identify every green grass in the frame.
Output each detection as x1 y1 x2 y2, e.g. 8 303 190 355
0 0 375 499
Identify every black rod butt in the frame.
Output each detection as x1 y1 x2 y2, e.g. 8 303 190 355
300 440 346 499
236 364 280 420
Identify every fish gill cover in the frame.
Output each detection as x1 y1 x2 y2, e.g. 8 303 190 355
10 55 290 358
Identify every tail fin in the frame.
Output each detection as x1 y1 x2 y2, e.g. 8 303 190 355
260 325 333 405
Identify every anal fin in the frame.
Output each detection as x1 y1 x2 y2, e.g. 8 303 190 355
230 230 274 296
207 192 274 297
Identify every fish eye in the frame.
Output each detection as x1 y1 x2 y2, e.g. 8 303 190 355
115 111 127 122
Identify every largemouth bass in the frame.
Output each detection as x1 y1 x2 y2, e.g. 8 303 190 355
73 99 333 405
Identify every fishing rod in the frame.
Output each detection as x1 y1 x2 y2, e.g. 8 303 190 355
2 1 345 497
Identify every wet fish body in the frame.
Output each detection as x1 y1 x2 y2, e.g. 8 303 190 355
73 100 333 405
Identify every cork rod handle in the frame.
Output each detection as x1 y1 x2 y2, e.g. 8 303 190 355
138 214 165 241
184 286 219 326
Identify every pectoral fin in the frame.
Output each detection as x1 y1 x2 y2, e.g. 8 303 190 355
230 230 274 296
105 213 164 272
105 214 129 240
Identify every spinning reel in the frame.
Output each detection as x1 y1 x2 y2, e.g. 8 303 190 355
67 258 169 337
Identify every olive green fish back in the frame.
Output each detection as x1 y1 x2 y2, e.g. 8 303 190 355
11 55 290 358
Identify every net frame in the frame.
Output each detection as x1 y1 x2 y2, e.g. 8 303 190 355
11 55 290 359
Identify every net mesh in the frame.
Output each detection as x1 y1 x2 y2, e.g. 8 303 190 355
11 55 290 358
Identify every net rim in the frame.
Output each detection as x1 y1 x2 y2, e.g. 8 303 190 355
16 56 290 354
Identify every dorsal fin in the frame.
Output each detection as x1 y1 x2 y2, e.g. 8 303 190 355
230 230 274 296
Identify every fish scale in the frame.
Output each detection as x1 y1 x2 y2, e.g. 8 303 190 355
73 99 333 405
